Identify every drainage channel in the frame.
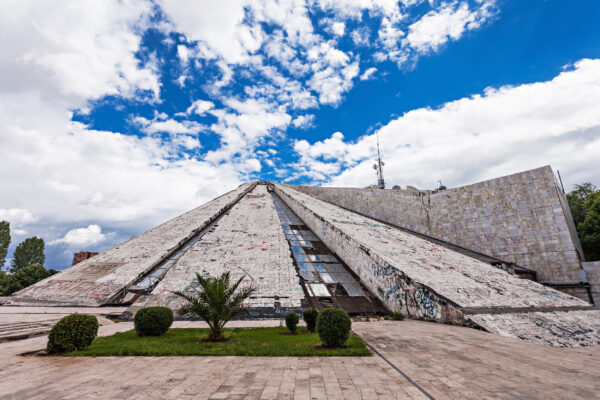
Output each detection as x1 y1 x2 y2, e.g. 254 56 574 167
271 191 388 315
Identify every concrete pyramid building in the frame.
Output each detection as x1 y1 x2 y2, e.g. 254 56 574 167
6 166 600 347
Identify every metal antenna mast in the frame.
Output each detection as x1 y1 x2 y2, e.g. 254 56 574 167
373 132 385 189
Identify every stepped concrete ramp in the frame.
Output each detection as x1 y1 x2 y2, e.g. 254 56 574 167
273 184 600 347
134 184 305 315
6 182 256 307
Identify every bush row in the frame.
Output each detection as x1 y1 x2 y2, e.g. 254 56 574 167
285 308 352 348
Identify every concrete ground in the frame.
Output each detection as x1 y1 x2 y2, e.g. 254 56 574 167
1 311 599 400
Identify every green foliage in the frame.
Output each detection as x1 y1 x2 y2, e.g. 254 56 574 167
579 192 600 261
567 183 597 226
0 271 9 294
317 308 351 348
303 308 319 332
134 307 174 336
391 312 404 321
173 271 256 341
47 314 99 354
11 236 45 272
67 327 371 357
0 263 56 296
285 312 299 333
567 183 600 261
0 221 10 269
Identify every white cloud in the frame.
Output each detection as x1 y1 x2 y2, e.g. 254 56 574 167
332 21 346 36
292 114 315 129
351 27 371 46
0 0 160 102
50 224 108 247
204 99 292 162
405 1 495 53
0 0 247 268
0 209 37 226
294 59 600 189
157 0 253 64
135 117 203 136
360 67 377 80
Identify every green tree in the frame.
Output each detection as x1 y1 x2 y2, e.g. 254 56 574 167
0 221 10 269
11 237 45 272
567 183 597 226
0 270 9 295
173 271 256 341
579 192 600 261
0 264 56 296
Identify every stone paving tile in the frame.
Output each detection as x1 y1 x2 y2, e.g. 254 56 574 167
1 317 599 399
353 320 600 399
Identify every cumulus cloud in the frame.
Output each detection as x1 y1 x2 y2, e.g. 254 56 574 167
360 67 378 80
0 0 160 102
50 225 108 247
0 0 506 268
405 1 495 53
186 100 215 115
292 114 315 129
294 59 600 189
0 0 246 268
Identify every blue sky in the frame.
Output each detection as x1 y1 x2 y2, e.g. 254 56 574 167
1 0 600 270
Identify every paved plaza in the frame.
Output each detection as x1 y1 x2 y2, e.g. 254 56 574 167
1 312 599 400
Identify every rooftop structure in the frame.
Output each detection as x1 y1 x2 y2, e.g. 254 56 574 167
4 166 600 347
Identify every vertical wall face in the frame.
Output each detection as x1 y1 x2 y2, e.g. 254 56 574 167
583 262 600 305
290 166 584 285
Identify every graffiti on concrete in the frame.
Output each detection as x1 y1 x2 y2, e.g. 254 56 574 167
386 284 401 298
405 286 439 319
370 263 395 277
331 218 389 229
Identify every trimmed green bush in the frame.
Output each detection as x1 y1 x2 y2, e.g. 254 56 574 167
317 308 351 348
303 308 319 332
134 307 173 337
391 312 404 321
47 313 99 354
285 312 299 333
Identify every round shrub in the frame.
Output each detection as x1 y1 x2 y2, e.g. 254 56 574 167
47 313 99 354
317 308 351 348
134 306 173 336
303 308 319 332
285 312 299 333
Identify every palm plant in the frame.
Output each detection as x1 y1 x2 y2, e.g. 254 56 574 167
172 271 256 341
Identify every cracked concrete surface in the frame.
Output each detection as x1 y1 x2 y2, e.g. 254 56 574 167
274 184 600 347
7 183 255 306
135 184 305 313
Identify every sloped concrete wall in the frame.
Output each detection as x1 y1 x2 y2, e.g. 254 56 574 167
290 166 584 286
274 183 600 347
7 182 257 306
136 184 305 315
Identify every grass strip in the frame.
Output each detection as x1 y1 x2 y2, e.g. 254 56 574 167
67 326 371 357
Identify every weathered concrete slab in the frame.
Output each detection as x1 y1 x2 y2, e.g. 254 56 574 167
135 184 304 315
273 184 600 346
290 166 593 301
469 310 600 347
6 182 256 307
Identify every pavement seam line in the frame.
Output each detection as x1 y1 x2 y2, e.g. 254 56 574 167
357 332 436 400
